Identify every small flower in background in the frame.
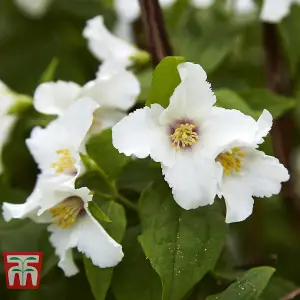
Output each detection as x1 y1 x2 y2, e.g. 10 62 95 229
260 0 300 23
27 98 99 180
0 81 18 174
2 180 123 276
112 62 289 222
83 16 140 68
34 62 140 135
14 0 52 18
192 0 257 15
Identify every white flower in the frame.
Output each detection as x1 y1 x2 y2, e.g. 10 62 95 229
27 98 99 179
226 0 256 15
112 62 289 221
203 109 289 223
34 62 140 135
14 0 52 18
83 16 139 67
0 81 18 174
260 0 300 23
114 0 176 23
2 179 123 276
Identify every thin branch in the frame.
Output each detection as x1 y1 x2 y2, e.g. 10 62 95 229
262 22 295 202
281 288 300 300
139 0 173 66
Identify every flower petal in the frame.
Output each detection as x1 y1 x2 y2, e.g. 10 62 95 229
200 108 259 157
34 81 81 116
82 61 140 111
112 104 175 167
260 0 293 23
220 177 254 223
2 176 47 223
83 16 138 67
89 108 126 135
160 62 216 124
48 224 79 276
75 212 124 268
240 148 290 198
162 152 222 209
14 0 52 17
115 0 140 22
255 109 273 144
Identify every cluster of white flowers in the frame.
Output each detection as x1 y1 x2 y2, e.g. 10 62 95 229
2 16 140 276
113 62 289 223
1 0 291 276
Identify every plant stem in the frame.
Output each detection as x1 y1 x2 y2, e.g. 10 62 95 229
116 192 138 211
139 0 173 66
262 22 295 203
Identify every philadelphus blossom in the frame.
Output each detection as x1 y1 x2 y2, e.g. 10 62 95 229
34 61 140 135
112 62 289 223
27 98 99 179
83 16 140 67
3 179 124 276
0 81 18 174
14 0 52 18
260 0 300 23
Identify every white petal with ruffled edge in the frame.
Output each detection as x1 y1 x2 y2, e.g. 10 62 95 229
82 61 140 111
34 81 81 116
83 16 138 67
48 209 123 275
162 152 223 209
26 98 99 176
160 62 216 125
260 0 293 23
112 104 175 167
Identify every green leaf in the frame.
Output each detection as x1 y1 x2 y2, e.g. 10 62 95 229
239 89 296 119
84 199 126 300
88 200 111 223
86 129 129 179
117 158 161 193
39 58 59 83
146 56 185 108
75 171 112 197
215 89 259 119
206 267 275 300
139 181 227 300
112 226 162 300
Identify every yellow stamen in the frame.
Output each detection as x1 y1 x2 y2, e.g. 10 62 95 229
170 123 199 150
49 196 84 229
51 149 76 174
216 147 245 176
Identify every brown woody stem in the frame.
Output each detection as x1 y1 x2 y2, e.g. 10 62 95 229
262 22 295 202
138 0 173 66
